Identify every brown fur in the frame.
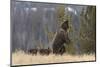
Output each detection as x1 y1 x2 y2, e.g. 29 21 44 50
52 20 70 55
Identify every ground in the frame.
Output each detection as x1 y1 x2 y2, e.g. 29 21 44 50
12 50 95 66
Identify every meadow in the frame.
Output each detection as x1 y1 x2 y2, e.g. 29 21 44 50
12 50 95 66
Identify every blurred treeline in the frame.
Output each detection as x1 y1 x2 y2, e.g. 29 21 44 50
56 5 96 54
79 6 96 54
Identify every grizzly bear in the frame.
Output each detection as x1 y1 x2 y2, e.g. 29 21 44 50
52 20 70 55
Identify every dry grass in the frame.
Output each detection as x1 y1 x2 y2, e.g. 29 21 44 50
12 50 95 66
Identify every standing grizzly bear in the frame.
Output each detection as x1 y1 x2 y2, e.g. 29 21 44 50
52 20 70 55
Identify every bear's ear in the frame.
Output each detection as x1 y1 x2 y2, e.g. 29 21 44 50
64 20 68 24
62 20 68 26
64 20 69 26
61 20 69 30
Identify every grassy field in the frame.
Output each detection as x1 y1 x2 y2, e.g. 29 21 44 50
12 50 95 66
